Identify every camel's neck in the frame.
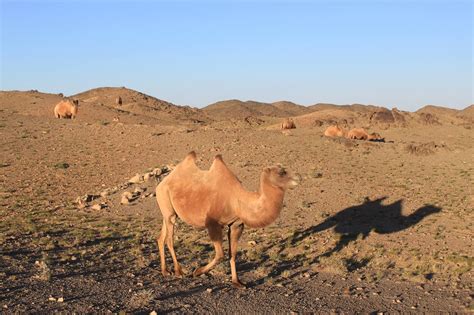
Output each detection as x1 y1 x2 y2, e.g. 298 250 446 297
234 174 285 228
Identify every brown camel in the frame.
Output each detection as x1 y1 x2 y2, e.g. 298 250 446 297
323 125 347 138
347 128 384 141
54 99 79 119
155 151 298 288
281 118 296 130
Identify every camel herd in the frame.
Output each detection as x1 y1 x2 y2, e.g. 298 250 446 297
281 118 384 142
323 124 384 141
52 101 383 143
52 100 384 287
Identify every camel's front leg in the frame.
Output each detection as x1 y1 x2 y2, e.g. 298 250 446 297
193 222 223 277
228 221 245 288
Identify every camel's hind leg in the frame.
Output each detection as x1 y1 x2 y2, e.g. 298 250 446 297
165 215 184 277
193 221 224 277
228 221 245 288
156 187 183 277
157 218 171 276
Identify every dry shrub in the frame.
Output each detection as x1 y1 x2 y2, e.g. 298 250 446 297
405 142 446 155
128 289 154 309
244 116 265 126
418 113 441 125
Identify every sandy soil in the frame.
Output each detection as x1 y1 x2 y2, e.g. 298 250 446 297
0 89 473 313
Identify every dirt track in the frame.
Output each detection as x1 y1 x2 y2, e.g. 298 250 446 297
1 90 473 313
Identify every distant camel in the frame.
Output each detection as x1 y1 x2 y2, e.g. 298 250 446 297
347 128 384 141
155 152 298 288
54 99 79 119
116 97 122 105
281 118 296 130
324 125 347 138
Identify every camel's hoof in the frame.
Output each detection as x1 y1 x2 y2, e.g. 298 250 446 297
232 280 246 289
175 269 185 278
193 268 203 278
162 269 171 277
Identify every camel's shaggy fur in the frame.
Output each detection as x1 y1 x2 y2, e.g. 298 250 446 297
155 151 298 287
347 128 384 141
324 125 347 138
281 118 296 130
54 99 79 119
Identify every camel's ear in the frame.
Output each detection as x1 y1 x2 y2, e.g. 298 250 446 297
263 167 271 173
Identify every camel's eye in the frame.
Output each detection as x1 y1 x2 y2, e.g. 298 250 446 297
278 169 287 176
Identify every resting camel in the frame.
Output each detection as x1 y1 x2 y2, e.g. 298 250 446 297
155 151 298 288
347 128 384 141
281 118 296 130
323 125 347 138
54 99 79 119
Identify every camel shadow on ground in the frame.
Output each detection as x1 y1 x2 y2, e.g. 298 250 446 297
245 197 441 286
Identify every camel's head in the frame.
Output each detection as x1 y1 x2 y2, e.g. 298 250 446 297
263 165 299 190
67 99 79 108
368 132 384 142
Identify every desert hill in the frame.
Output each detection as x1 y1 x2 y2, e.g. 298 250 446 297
1 89 472 130
203 99 312 120
71 87 210 125
271 101 314 116
459 104 474 122
0 87 211 127
308 103 383 113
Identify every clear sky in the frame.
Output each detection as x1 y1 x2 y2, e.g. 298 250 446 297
1 0 472 110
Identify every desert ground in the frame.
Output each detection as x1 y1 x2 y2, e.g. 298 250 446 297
0 87 473 313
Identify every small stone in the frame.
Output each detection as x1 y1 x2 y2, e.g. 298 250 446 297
206 288 213 293
91 204 103 211
153 168 162 176
143 172 153 181
248 240 256 246
100 189 110 197
120 196 130 205
128 174 142 184
356 287 363 291
48 297 56 302
411 306 417 309
134 187 146 194
57 297 64 303
150 311 157 315
377 312 384 315
122 191 133 198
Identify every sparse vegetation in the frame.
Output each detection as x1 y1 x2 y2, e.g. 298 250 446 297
53 162 70 169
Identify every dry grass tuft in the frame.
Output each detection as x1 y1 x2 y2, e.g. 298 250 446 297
128 289 154 309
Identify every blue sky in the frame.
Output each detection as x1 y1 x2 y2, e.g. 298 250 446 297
1 0 472 110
